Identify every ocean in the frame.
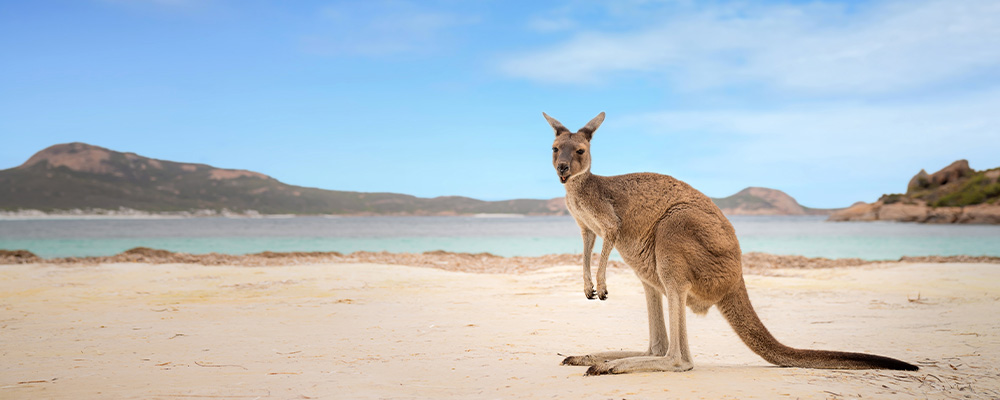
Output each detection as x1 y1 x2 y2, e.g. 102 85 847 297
1 215 998 260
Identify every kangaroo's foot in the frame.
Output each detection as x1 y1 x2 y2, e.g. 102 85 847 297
585 355 693 375
584 282 596 300
561 350 646 367
595 286 608 301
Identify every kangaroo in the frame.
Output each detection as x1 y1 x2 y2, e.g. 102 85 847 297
545 111 918 375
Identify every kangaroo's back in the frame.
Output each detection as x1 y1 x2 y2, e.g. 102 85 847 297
573 172 741 272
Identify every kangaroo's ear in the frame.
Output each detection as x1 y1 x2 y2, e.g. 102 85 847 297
543 112 571 137
577 112 605 141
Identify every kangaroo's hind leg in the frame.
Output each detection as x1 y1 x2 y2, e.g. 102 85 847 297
585 279 693 375
561 281 667 366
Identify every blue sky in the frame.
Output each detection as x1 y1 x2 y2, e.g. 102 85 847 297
1 0 999 208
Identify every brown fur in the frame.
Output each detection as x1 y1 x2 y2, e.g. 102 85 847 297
545 112 918 375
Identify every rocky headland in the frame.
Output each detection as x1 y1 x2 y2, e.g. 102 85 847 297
829 160 1000 224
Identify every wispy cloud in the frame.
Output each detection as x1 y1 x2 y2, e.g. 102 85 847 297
616 89 1000 205
498 0 1000 206
501 0 1000 96
628 93 1000 163
301 1 477 57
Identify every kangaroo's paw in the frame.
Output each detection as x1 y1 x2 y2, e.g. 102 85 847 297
596 287 608 301
562 354 600 366
583 278 596 299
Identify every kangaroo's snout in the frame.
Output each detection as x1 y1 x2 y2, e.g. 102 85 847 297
556 162 571 184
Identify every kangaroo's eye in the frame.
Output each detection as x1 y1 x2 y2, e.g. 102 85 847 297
576 149 585 155
552 147 558 153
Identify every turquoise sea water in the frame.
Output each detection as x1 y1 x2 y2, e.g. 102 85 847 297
1 215 998 260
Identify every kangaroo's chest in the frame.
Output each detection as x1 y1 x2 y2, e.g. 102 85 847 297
565 192 609 237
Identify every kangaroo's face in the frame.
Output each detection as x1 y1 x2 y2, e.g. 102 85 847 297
551 131 591 184
544 112 605 184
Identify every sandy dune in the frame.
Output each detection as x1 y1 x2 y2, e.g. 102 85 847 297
2 261 998 399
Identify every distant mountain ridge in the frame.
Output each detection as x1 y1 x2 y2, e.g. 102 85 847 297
0 143 565 215
1 142 825 217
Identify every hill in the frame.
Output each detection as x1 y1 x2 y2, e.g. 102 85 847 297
0 143 565 216
828 160 1000 224
712 187 835 216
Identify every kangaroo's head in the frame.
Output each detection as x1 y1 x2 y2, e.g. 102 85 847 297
544 111 605 184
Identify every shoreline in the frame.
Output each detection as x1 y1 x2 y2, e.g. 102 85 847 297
0 208 560 220
3 247 999 273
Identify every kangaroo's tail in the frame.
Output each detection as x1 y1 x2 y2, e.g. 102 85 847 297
716 283 918 371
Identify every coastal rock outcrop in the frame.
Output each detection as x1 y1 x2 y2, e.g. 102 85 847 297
829 159 1000 224
907 160 974 192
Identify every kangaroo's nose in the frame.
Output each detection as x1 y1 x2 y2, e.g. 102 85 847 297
557 164 569 174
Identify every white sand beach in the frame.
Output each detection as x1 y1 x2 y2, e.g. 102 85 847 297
2 260 998 399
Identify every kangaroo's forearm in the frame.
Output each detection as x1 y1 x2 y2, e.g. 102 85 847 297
595 234 614 300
